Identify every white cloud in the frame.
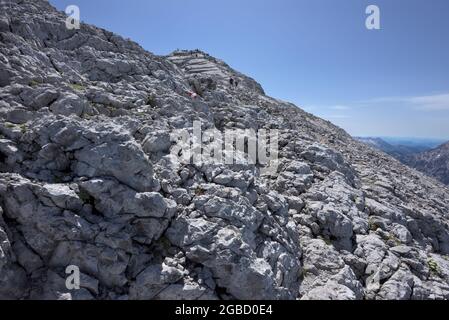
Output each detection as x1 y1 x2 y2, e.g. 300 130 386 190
360 93 449 111
407 94 449 111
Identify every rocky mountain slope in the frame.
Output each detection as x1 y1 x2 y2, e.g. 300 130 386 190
1 0 449 300
409 142 449 186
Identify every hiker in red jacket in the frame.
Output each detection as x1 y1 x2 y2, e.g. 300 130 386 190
186 90 198 99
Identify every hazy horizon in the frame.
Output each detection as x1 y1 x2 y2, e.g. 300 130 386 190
355 135 447 142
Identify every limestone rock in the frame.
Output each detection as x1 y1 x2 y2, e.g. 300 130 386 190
0 0 448 301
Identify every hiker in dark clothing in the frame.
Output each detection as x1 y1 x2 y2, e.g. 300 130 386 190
229 78 234 87
235 80 239 88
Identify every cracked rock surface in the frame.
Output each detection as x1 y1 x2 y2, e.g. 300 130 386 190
0 0 449 300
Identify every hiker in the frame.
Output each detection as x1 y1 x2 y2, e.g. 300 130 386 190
186 90 198 99
229 78 234 87
235 80 239 88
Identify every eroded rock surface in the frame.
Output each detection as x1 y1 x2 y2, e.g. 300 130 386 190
0 0 449 300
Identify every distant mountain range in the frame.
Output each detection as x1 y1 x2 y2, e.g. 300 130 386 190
356 137 449 185
409 142 449 185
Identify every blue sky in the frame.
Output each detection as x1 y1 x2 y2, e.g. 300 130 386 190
49 0 449 139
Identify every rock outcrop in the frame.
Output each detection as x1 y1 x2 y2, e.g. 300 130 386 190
0 0 449 300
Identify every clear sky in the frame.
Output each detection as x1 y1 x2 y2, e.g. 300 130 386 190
49 0 449 139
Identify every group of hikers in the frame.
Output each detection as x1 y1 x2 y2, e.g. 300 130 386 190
229 78 239 88
186 77 240 100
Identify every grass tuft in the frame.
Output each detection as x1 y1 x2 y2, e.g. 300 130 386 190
69 83 86 91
